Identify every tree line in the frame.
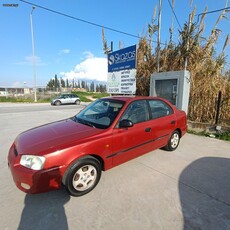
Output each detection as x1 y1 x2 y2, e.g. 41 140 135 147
46 74 107 92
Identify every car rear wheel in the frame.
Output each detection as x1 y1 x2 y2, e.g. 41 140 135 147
164 130 180 151
55 100 61 106
63 156 101 196
75 100 80 105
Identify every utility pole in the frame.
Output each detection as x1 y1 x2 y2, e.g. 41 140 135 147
157 0 162 72
184 14 192 71
30 6 37 102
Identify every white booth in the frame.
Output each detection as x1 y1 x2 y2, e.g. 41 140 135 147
150 70 190 113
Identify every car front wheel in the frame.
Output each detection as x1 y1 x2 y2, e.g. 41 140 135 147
75 100 80 105
164 130 180 151
55 100 61 106
63 156 101 196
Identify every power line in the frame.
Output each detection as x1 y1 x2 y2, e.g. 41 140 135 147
196 6 230 23
167 0 183 31
19 0 167 46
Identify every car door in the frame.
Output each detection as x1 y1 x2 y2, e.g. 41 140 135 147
111 100 154 167
69 94 76 104
147 99 176 149
61 95 72 104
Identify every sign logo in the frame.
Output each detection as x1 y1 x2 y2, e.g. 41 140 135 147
112 73 116 81
108 55 115 65
108 45 136 72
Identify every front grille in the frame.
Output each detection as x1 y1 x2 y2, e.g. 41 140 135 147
14 146 18 157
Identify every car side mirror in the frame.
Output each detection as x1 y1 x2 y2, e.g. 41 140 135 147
119 119 133 128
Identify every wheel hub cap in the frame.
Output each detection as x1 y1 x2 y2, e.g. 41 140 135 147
72 165 97 191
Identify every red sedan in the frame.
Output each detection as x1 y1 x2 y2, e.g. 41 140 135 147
8 96 187 196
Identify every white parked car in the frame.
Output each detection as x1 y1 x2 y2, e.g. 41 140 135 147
51 94 81 105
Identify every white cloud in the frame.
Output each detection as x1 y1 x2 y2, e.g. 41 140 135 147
14 56 46 66
59 49 70 54
82 51 94 59
60 53 107 82
12 81 23 87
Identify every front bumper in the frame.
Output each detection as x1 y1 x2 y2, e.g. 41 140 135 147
8 144 63 194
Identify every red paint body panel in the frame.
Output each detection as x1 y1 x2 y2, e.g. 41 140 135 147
8 96 187 194
111 120 154 167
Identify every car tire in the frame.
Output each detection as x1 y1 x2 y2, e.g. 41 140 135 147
55 100 61 106
63 156 101 196
75 100 80 105
164 130 180 151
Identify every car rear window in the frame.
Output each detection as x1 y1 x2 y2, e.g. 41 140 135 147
148 100 173 119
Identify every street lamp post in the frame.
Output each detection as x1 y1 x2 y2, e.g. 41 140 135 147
30 6 37 102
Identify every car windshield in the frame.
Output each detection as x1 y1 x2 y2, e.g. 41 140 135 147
73 99 125 129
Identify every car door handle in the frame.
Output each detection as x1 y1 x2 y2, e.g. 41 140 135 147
145 127 152 132
171 120 176 125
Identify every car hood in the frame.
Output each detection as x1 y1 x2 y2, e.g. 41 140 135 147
15 119 104 155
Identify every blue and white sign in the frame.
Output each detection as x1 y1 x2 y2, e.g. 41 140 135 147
108 45 136 72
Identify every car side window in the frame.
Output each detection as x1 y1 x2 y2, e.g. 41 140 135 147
148 100 173 119
121 100 149 124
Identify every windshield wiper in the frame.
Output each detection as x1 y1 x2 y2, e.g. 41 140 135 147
74 117 95 128
82 121 95 128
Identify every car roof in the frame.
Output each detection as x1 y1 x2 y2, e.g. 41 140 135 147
102 96 162 102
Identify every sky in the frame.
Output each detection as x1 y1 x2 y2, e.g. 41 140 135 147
0 0 229 87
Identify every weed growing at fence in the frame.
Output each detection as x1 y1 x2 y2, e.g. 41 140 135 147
188 129 230 141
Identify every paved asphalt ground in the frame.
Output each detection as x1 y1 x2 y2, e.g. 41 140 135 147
0 103 229 230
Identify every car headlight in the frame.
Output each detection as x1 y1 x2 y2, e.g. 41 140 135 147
20 155 45 170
